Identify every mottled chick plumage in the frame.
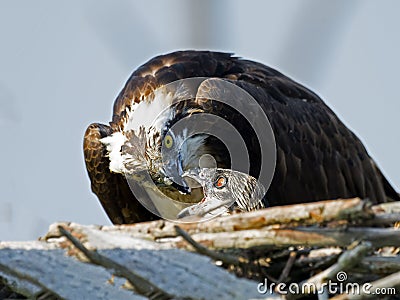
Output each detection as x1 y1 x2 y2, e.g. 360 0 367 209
178 168 266 219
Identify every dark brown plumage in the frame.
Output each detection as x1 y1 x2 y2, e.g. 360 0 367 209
83 50 399 224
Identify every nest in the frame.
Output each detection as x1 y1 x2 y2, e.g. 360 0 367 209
0 198 399 299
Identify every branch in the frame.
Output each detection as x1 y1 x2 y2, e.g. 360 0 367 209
277 251 297 283
158 226 400 251
174 225 241 265
351 256 400 275
91 198 370 241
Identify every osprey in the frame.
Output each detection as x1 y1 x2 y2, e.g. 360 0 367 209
83 50 399 224
178 168 266 220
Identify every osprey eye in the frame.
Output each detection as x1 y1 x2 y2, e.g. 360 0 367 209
214 176 227 188
164 135 173 148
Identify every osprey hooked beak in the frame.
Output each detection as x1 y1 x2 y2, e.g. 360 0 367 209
161 151 191 194
159 129 209 195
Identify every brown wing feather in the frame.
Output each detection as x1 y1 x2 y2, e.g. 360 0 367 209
83 123 157 224
227 77 397 204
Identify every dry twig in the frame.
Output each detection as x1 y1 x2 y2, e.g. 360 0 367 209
174 225 242 265
277 251 297 283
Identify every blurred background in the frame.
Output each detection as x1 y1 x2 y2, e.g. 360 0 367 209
0 0 399 240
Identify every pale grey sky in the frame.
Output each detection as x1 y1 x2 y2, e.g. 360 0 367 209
0 0 398 240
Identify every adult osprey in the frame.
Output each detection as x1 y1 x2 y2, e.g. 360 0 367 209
84 50 399 224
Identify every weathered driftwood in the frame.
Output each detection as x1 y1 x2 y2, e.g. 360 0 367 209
85 198 373 240
0 247 146 300
58 225 173 300
0 261 63 299
43 198 366 243
0 230 268 299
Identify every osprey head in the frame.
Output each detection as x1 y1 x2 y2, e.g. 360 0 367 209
158 124 209 194
101 86 212 201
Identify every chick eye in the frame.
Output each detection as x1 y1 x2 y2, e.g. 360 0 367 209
164 135 173 148
214 176 227 189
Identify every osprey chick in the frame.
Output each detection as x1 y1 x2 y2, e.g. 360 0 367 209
178 168 266 219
